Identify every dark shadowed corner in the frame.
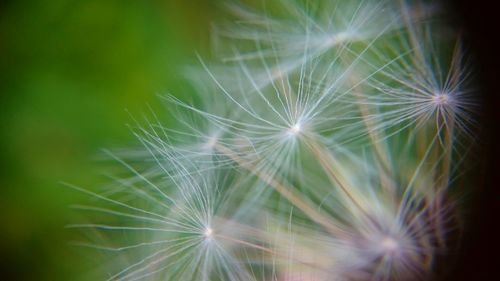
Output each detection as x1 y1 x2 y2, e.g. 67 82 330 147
445 0 500 280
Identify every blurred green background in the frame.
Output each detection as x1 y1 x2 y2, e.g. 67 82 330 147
0 0 217 279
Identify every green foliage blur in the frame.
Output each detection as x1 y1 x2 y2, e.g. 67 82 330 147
0 0 217 279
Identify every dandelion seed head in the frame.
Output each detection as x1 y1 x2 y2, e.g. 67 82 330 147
204 135 218 149
380 236 399 254
73 1 473 280
326 31 352 47
287 122 302 136
432 92 450 106
204 227 213 239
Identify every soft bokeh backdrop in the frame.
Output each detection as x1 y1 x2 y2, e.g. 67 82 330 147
0 0 217 279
